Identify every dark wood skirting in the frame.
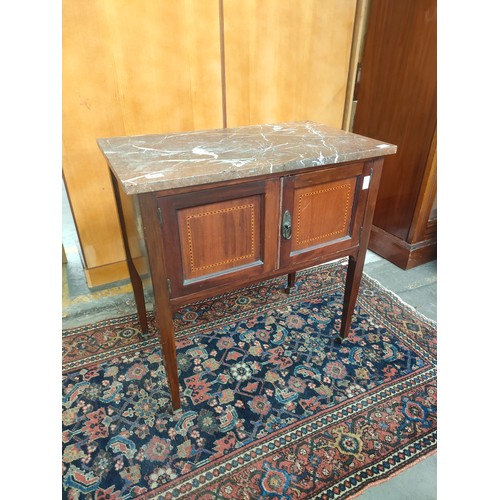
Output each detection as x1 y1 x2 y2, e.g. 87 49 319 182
368 224 436 270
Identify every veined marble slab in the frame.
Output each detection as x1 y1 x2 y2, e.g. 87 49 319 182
97 121 397 195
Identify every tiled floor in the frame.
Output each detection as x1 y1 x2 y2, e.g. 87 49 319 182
62 184 437 499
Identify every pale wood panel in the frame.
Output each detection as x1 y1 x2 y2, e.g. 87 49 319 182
63 0 127 272
223 0 357 128
63 0 223 283
100 0 223 135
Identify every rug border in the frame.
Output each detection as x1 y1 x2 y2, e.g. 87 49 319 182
347 448 437 500
136 361 436 500
358 271 436 328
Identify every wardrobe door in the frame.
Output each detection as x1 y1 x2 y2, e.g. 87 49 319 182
63 0 223 286
223 0 357 128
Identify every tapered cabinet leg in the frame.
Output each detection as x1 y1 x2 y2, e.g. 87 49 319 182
339 159 384 340
110 172 149 334
155 303 181 411
128 264 149 334
139 193 182 412
339 256 364 339
285 272 297 294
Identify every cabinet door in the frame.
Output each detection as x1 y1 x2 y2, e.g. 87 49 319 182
280 162 371 268
158 179 280 297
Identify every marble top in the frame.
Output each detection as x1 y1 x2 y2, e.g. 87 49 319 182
97 121 397 195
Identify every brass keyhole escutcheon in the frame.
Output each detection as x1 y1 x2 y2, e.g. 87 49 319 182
282 210 292 240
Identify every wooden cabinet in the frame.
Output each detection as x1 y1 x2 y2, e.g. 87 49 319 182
223 0 356 128
98 121 396 411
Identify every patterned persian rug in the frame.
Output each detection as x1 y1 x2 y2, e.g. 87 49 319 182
62 260 437 499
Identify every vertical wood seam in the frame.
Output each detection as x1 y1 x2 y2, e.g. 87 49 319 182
219 0 227 128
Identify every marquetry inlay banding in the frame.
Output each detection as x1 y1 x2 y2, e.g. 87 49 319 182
186 203 256 272
295 183 352 246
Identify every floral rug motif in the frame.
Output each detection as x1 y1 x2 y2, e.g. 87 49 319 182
62 261 437 499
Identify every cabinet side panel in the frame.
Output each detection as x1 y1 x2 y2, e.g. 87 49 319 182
159 179 279 297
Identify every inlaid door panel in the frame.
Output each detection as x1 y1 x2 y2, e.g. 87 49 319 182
280 162 370 267
291 177 356 253
159 179 280 296
177 195 262 281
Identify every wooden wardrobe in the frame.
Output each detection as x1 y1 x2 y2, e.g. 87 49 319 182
352 0 437 269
